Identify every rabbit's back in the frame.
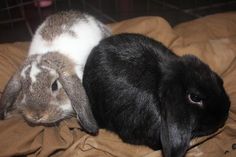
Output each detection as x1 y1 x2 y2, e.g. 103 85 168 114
83 33 176 149
84 33 176 92
29 12 104 55
29 11 110 79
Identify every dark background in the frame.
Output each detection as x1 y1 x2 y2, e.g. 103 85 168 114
0 0 236 43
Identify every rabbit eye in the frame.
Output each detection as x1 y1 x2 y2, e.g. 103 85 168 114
51 80 58 92
188 93 203 107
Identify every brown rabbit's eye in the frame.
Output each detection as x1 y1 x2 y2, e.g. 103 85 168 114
51 80 58 92
188 93 203 107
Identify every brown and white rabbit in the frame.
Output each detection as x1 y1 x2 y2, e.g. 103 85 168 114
83 33 230 155
29 10 110 79
0 11 110 134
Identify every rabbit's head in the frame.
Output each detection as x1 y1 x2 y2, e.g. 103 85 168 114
159 55 230 157
0 52 98 134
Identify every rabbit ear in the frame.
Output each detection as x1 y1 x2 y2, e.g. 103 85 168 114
0 72 21 119
160 83 193 157
96 21 111 37
58 73 98 134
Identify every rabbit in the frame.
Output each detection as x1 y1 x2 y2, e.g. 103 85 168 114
0 52 98 134
0 10 111 134
29 10 111 79
83 33 230 156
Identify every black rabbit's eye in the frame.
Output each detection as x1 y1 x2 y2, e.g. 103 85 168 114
51 80 58 92
188 93 203 107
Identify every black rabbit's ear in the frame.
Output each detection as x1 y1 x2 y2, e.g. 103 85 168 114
0 72 21 119
160 83 194 157
58 72 98 134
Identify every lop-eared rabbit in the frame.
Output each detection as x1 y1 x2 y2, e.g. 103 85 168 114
0 11 111 134
83 33 230 155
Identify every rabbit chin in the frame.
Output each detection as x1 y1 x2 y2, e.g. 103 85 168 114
22 112 69 127
20 101 74 126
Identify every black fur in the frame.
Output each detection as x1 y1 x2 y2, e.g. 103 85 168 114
83 33 230 157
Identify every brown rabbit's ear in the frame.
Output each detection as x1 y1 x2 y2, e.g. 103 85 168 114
58 72 98 134
0 72 21 119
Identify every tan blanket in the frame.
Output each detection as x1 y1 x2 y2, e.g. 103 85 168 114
0 12 236 157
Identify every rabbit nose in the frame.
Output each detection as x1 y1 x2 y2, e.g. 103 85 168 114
34 113 49 122
34 113 43 120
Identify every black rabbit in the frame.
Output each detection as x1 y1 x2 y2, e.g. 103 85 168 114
83 33 230 157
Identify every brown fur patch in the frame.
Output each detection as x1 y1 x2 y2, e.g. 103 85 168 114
40 11 87 41
39 52 76 75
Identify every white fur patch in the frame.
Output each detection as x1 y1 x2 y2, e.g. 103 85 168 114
60 99 73 112
36 55 42 63
41 65 57 76
28 15 108 80
21 94 26 104
30 62 41 83
57 80 62 89
30 85 34 92
61 24 67 30
21 65 31 78
75 65 83 81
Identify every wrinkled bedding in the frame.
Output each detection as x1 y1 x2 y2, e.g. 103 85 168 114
0 12 235 157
